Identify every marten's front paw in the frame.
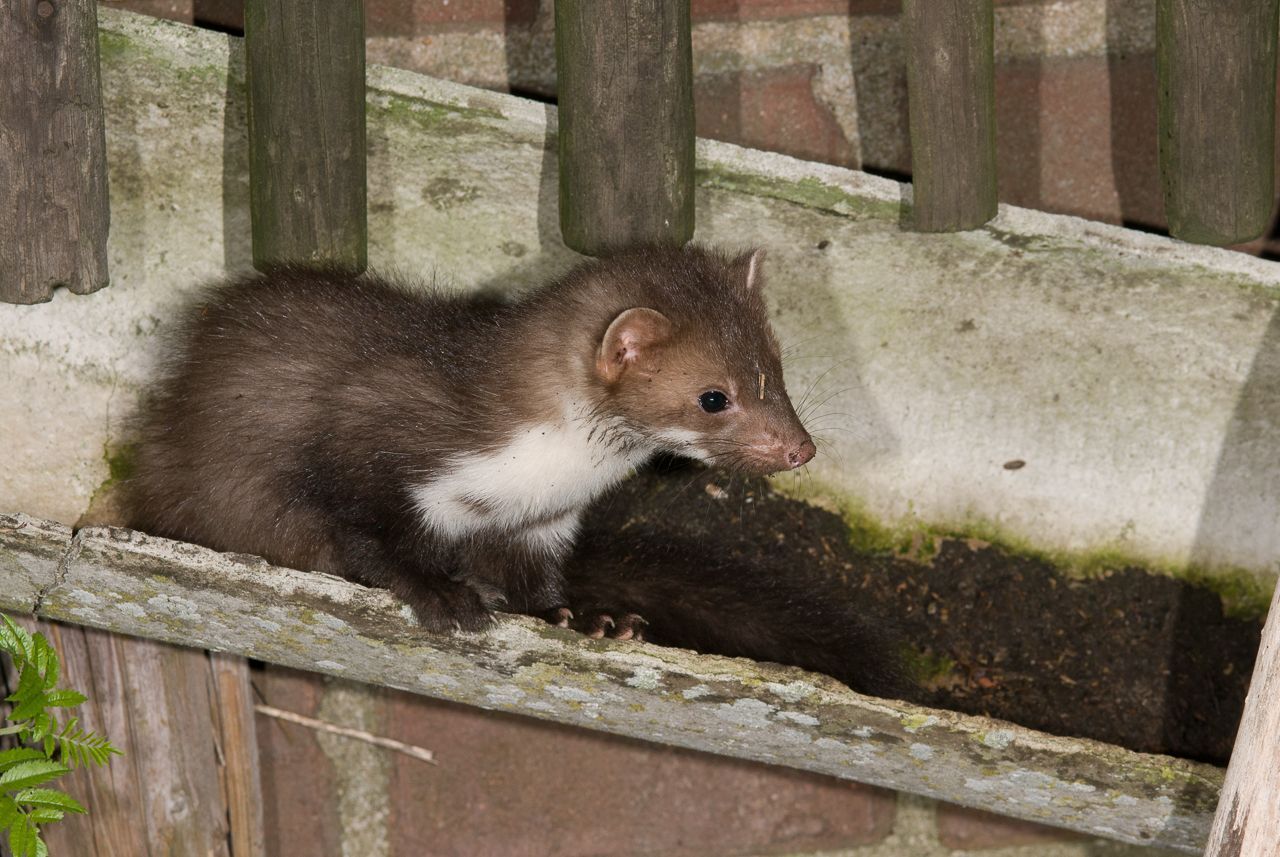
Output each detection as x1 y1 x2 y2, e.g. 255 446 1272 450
402 578 501 633
575 611 648 642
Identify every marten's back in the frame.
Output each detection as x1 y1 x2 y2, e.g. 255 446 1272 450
124 267 484 571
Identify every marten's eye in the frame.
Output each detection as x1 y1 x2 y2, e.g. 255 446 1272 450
698 391 730 413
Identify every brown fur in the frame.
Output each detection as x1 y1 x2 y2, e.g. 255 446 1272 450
125 245 813 631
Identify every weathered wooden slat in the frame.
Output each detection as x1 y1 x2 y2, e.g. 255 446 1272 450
3 607 264 854
210 654 267 857
902 0 997 232
5 620 231 856
1157 0 1280 245
244 0 367 271
555 0 695 254
1205 581 1280 856
0 514 1224 853
0 0 110 304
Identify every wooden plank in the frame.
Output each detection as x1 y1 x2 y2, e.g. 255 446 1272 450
555 0 695 254
1157 0 1280 245
210 654 267 857
902 0 997 232
0 0 110 304
4 618 234 857
244 0 367 271
1205 581 1280 856
0 520 1225 853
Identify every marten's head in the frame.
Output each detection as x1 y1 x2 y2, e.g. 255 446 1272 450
590 246 814 476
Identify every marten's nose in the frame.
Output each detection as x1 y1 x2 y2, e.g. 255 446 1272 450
787 439 816 469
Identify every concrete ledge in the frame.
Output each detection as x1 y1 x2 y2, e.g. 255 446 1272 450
0 512 1221 852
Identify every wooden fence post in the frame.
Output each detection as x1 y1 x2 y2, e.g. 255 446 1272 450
4 619 266 856
1204 580 1280 856
0 0 110 304
244 0 367 272
1157 0 1279 246
902 0 998 232
555 0 695 255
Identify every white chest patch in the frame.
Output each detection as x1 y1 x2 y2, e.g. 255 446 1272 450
410 410 649 542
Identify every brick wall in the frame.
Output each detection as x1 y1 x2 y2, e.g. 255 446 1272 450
253 669 1138 856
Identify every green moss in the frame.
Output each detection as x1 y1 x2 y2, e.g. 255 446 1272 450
367 90 505 139
695 166 903 223
85 442 137 514
105 443 137 484
97 30 132 63
776 478 1276 620
900 713 936 732
901 647 957 683
1181 566 1277 619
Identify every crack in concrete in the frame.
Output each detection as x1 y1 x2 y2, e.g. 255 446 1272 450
31 528 83 616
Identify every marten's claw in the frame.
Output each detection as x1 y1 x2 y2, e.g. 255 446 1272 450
542 606 574 628
578 611 647 642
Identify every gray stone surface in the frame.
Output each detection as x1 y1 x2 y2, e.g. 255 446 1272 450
0 513 71 613
0 519 1222 852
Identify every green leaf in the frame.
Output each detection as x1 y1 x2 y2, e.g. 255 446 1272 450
8 691 49 723
55 719 119 768
0 761 69 791
29 712 53 743
26 808 62 824
42 690 85 709
0 749 45 773
29 634 57 690
0 794 17 829
0 616 34 664
7 816 38 857
1 616 35 665
11 664 43 709
13 789 85 815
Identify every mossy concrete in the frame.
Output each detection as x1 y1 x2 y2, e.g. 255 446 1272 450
2 8 1277 606
0 513 1223 852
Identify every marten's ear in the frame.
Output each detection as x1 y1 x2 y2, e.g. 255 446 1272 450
596 307 673 383
735 248 766 291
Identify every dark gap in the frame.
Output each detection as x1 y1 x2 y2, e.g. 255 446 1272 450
508 87 556 106
193 0 244 36
860 164 912 185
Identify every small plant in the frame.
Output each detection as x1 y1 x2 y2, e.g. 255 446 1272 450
0 615 119 857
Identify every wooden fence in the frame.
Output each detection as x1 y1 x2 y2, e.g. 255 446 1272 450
4 1 1280 854
4 0 1280 302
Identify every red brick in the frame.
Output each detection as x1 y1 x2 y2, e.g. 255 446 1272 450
386 692 895 856
254 667 347 857
994 53 1162 229
696 65 857 169
366 0 539 36
937 803 1081 849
